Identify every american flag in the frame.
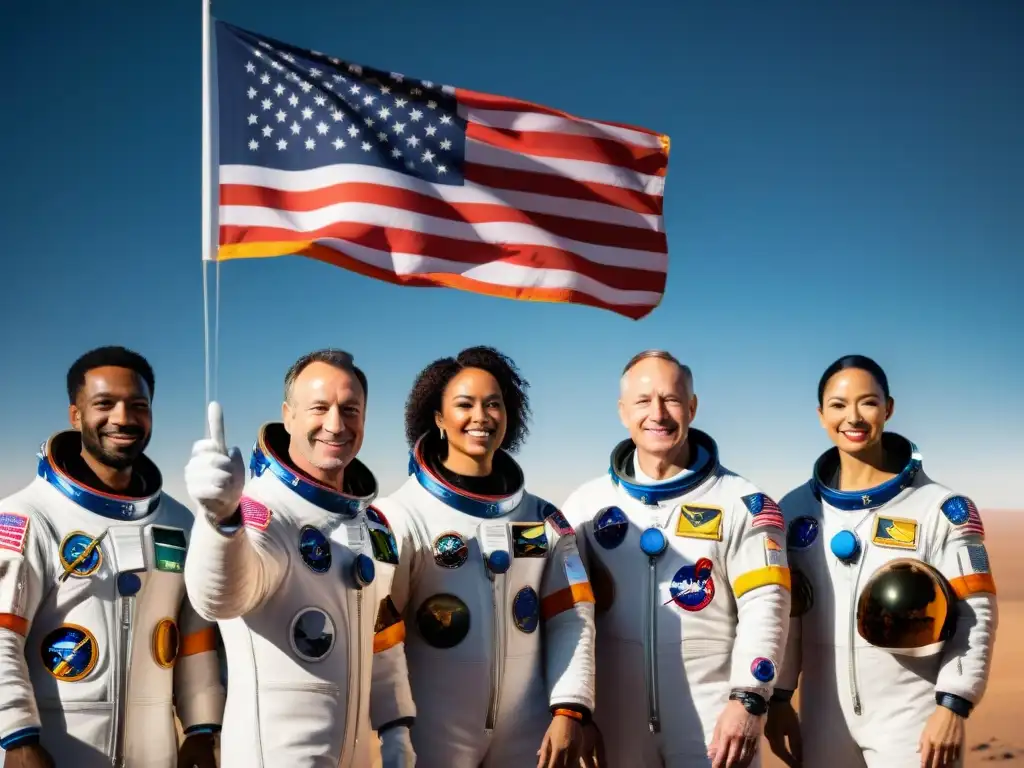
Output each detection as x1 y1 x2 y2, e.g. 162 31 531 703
742 493 786 530
212 22 670 319
239 497 272 531
962 497 986 537
0 512 29 554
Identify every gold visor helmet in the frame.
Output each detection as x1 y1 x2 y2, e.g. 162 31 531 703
856 558 958 657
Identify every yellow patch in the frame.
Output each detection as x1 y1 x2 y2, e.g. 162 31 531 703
675 504 724 541
871 515 919 550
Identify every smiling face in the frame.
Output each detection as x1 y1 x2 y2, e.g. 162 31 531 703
618 356 697 463
69 366 153 470
282 360 366 484
434 367 507 471
818 367 894 456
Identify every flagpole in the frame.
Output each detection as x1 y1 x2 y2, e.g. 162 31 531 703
201 0 217 428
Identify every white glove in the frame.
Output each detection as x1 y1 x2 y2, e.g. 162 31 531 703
379 725 416 768
185 401 246 523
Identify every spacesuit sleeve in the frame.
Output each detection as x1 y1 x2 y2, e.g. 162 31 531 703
539 501 596 716
174 598 226 735
183 495 288 621
725 491 792 700
0 506 51 750
369 501 417 731
931 495 997 707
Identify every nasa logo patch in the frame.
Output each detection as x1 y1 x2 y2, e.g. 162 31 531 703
750 657 776 683
416 593 471 649
433 532 469 569
787 517 819 550
669 557 715 612
365 506 400 565
59 532 104 578
290 608 336 662
593 506 628 550
41 624 98 682
512 586 540 633
152 618 180 669
299 526 332 573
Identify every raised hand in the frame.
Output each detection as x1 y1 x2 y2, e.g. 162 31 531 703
185 401 246 522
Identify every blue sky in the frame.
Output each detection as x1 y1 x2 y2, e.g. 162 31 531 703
1 0 1021 509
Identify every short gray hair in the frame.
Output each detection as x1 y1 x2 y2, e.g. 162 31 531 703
620 349 693 392
284 348 368 402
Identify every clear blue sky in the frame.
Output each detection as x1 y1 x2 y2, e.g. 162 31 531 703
2 0 1021 508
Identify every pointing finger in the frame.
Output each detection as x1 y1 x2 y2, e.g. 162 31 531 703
207 400 227 453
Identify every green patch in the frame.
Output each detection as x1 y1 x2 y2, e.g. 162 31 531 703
151 526 187 573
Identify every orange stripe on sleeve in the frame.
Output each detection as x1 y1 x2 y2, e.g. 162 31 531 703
373 621 406 654
541 583 596 620
179 627 218 657
0 613 29 637
950 573 997 599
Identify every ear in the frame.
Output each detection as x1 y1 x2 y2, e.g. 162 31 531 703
433 411 444 430
281 400 292 433
617 398 629 430
817 405 827 430
885 397 895 421
689 393 699 420
68 404 81 430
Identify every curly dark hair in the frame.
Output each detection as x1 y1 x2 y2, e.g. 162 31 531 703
404 346 531 453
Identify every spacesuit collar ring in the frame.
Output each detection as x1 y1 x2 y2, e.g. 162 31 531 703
250 423 378 516
812 432 922 512
607 428 719 505
37 431 162 521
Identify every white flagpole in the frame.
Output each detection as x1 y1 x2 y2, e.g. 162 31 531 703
201 0 219 426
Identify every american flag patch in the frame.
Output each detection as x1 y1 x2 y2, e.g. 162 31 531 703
239 497 272 531
0 512 30 554
958 544 991 575
742 493 785 530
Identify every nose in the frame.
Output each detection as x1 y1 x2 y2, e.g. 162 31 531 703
109 401 130 426
651 397 669 420
322 405 344 434
471 402 487 423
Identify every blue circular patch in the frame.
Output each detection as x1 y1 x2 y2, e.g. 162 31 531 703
830 530 860 562
751 657 776 683
117 573 141 596
669 558 715 612
941 496 971 526
290 608 336 662
59 532 103 578
299 526 332 573
512 586 540 633
416 593 471 649
487 550 510 574
639 527 668 557
593 506 628 550
352 553 375 588
433 532 469 569
41 625 98 682
787 516 819 550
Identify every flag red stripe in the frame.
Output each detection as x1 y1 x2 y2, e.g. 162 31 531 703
465 123 668 177
282 242 659 319
219 223 668 293
463 163 664 216
456 88 665 137
219 183 667 253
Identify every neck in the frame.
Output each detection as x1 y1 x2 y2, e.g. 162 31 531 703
81 449 133 493
837 443 896 492
443 449 493 477
636 440 691 482
288 447 345 492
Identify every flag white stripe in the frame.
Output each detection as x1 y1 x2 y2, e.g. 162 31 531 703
466 139 665 196
218 164 663 230
219 203 669 272
461 107 665 149
301 237 663 307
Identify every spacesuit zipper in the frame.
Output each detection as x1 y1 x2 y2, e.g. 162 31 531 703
644 556 661 733
111 595 134 767
341 588 364 767
848 576 862 715
485 572 507 730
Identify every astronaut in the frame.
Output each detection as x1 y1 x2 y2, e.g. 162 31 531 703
0 346 224 768
765 355 998 768
371 346 596 767
183 349 415 768
561 350 791 768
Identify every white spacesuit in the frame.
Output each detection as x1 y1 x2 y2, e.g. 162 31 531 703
183 422 416 768
0 431 225 768
775 433 998 767
561 429 791 768
370 437 596 767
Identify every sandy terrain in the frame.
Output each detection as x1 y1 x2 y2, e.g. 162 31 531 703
763 510 1024 767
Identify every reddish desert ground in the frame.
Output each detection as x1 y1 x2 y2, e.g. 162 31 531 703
763 509 1023 768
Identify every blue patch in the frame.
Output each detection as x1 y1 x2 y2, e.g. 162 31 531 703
41 625 98 682
290 608 336 662
487 550 510 574
751 657 776 683
941 496 971 526
830 530 860 562
117 572 142 596
512 586 540 633
59 532 103 578
352 553 375 588
433 532 469 569
593 506 628 550
639 527 668 557
299 526 332 573
787 517 819 550
669 558 715 612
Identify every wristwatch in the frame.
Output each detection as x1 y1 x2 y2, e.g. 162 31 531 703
729 690 769 716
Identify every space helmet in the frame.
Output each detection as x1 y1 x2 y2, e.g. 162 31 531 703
856 558 958 657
